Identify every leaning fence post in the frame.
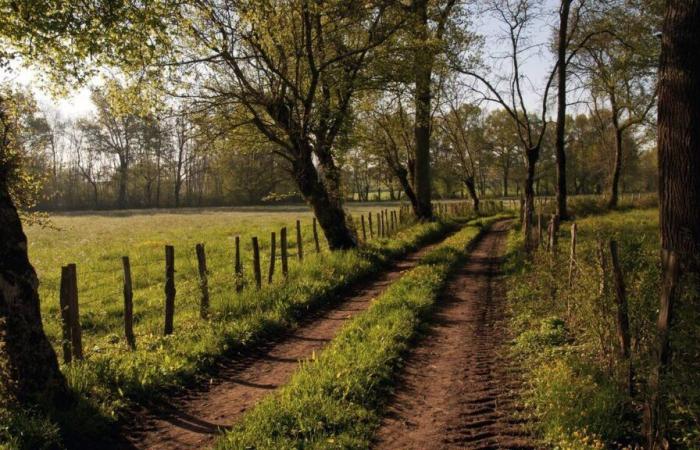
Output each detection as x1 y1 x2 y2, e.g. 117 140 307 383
368 212 374 238
122 256 136 350
312 218 321 253
59 266 73 363
195 243 209 319
164 245 176 335
361 215 367 241
281 227 289 277
268 231 276 284
252 237 262 289
234 236 243 292
296 220 304 261
568 223 578 288
65 263 83 360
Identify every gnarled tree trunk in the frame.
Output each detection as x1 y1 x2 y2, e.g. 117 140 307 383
0 183 66 407
523 147 539 252
293 148 357 250
413 0 433 220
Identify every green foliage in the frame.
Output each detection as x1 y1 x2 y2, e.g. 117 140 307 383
215 216 507 449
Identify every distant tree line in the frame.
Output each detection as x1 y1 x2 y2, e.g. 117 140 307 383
10 85 656 212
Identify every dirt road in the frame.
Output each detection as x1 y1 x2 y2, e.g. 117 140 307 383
374 221 536 450
118 231 458 450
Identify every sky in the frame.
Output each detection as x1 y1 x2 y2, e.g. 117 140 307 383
4 0 558 121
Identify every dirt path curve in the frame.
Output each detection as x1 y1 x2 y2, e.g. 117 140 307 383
373 221 537 450
118 231 458 450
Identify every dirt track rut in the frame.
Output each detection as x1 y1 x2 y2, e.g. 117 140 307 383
373 221 537 450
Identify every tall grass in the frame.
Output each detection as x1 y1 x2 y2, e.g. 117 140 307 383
505 208 700 448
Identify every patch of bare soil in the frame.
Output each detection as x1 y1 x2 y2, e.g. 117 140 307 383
373 221 538 450
114 233 456 450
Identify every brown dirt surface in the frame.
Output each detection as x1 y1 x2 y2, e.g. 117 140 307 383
373 221 539 450
114 232 456 450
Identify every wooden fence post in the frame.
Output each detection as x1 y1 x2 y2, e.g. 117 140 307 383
281 227 288 277
122 256 136 350
312 218 321 253
568 224 577 288
59 266 73 363
296 220 304 261
368 213 374 238
164 245 175 335
361 215 367 241
65 263 83 360
268 231 276 284
234 236 243 292
252 237 262 289
550 214 560 252
195 243 210 319
537 213 543 248
610 240 633 395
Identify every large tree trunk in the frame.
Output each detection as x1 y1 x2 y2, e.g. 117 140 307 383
555 0 571 220
464 175 480 213
0 182 66 407
413 0 433 220
608 109 624 209
648 1 700 447
294 149 357 250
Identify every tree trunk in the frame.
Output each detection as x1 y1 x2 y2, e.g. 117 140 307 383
503 163 509 197
413 0 433 220
395 166 419 214
293 150 357 250
464 176 479 212
608 109 624 209
523 148 539 252
117 161 129 209
0 182 66 407
649 2 700 446
555 0 571 220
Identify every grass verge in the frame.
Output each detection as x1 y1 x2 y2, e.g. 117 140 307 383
503 209 699 449
215 215 508 449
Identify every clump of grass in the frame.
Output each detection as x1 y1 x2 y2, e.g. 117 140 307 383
215 216 507 449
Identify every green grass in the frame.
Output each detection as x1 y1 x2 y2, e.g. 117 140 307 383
504 208 700 449
215 215 508 450
8 204 473 448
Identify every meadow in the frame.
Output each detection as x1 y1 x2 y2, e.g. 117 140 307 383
28 203 403 354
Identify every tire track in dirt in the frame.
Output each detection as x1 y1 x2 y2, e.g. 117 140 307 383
115 229 461 450
373 221 538 450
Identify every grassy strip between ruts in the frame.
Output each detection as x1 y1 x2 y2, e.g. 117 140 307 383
215 215 509 450
2 217 472 449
